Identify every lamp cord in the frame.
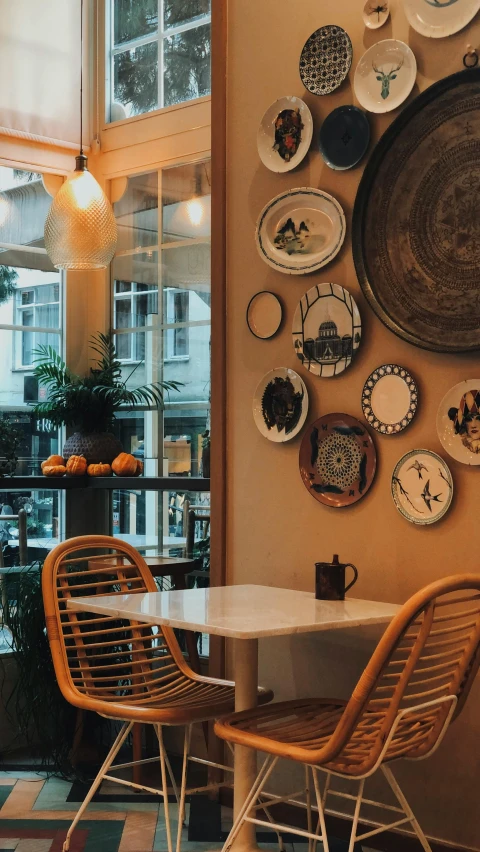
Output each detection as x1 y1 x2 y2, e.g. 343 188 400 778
80 0 84 155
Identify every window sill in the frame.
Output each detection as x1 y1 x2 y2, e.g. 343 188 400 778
164 356 190 363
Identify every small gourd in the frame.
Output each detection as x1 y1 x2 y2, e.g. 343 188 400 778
87 462 112 477
134 459 144 477
41 454 65 471
43 464 66 477
65 455 88 476
112 452 138 476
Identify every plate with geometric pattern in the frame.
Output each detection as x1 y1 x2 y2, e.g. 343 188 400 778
299 413 376 507
362 364 418 434
299 25 353 96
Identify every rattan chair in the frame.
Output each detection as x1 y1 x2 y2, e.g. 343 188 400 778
215 575 480 852
42 535 273 852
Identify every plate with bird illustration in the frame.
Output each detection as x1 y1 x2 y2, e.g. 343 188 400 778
253 368 309 443
391 449 453 525
354 40 417 114
299 413 376 508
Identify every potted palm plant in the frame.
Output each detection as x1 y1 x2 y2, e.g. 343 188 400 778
32 332 181 463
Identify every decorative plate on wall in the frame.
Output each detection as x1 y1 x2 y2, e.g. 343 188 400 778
256 188 346 275
392 449 453 525
292 283 361 378
354 40 417 114
299 26 353 96
299 413 376 508
246 291 283 339
363 0 390 28
362 364 418 434
257 96 313 173
436 380 480 465
319 106 370 170
253 368 308 443
403 0 480 38
353 69 480 353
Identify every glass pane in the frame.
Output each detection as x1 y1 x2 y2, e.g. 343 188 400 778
164 0 211 29
162 162 211 243
162 243 211 296
113 42 158 119
114 172 158 254
164 24 211 107
0 488 60 564
114 0 158 46
0 170 55 255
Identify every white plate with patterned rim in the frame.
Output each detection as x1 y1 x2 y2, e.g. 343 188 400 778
362 364 418 434
436 380 480 465
253 368 309 443
403 0 480 38
354 40 417 114
392 449 453 525
292 283 361 378
257 97 313 173
256 188 346 275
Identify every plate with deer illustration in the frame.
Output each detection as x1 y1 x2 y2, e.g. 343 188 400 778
354 40 417 114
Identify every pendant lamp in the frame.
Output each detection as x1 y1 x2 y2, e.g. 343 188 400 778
44 0 117 270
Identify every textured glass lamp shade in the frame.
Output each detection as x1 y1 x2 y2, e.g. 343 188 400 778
44 156 118 270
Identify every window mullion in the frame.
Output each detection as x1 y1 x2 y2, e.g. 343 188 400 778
158 0 165 110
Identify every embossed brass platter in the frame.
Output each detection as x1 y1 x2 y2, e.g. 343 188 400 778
353 69 480 352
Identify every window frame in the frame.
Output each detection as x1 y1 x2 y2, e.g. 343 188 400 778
106 0 212 126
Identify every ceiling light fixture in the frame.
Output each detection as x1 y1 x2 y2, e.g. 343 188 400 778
44 0 117 270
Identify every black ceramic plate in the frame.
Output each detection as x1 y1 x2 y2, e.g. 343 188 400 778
319 106 370 170
299 26 353 96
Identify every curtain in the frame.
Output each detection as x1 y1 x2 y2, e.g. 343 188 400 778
0 0 89 150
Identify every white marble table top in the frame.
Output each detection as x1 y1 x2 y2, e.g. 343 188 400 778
66 584 400 640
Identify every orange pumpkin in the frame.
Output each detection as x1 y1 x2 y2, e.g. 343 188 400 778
112 452 138 477
43 464 66 477
41 454 64 471
134 459 144 477
66 455 88 476
87 462 112 477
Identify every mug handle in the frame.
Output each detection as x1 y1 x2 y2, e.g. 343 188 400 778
344 563 358 594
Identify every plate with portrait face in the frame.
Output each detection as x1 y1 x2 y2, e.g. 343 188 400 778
437 380 480 465
253 368 309 443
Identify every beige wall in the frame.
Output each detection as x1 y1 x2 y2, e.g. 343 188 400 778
226 3 480 848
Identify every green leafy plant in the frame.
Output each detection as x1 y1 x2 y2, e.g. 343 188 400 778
0 267 18 306
31 331 182 433
0 416 23 475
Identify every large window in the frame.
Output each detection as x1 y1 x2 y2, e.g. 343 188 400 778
0 167 63 561
111 160 211 551
109 0 211 123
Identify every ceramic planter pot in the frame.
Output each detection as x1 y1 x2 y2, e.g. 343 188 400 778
63 432 123 465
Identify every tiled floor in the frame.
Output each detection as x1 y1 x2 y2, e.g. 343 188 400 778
0 770 378 851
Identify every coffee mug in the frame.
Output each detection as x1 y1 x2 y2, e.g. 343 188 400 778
315 554 358 601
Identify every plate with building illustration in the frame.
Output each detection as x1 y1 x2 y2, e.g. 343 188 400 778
253 368 309 443
292 283 361 377
255 188 346 275
392 449 453 525
362 364 418 434
299 413 377 508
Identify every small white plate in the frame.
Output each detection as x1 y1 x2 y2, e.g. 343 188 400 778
363 0 390 28
437 380 480 465
257 97 313 173
292 283 361 378
246 291 283 340
256 188 346 275
392 449 453 525
403 0 480 38
362 364 418 434
253 368 309 443
354 40 417 114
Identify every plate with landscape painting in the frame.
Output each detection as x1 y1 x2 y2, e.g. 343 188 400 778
392 449 453 525
299 413 376 508
255 188 346 275
253 368 309 443
292 283 361 378
257 96 313 173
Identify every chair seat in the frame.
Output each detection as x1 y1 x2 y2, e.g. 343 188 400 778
84 681 274 726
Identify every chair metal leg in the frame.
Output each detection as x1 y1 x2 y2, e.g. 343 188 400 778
221 755 278 852
62 720 133 852
381 764 433 852
347 778 365 852
311 767 330 852
305 766 313 852
157 724 174 852
176 724 192 852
